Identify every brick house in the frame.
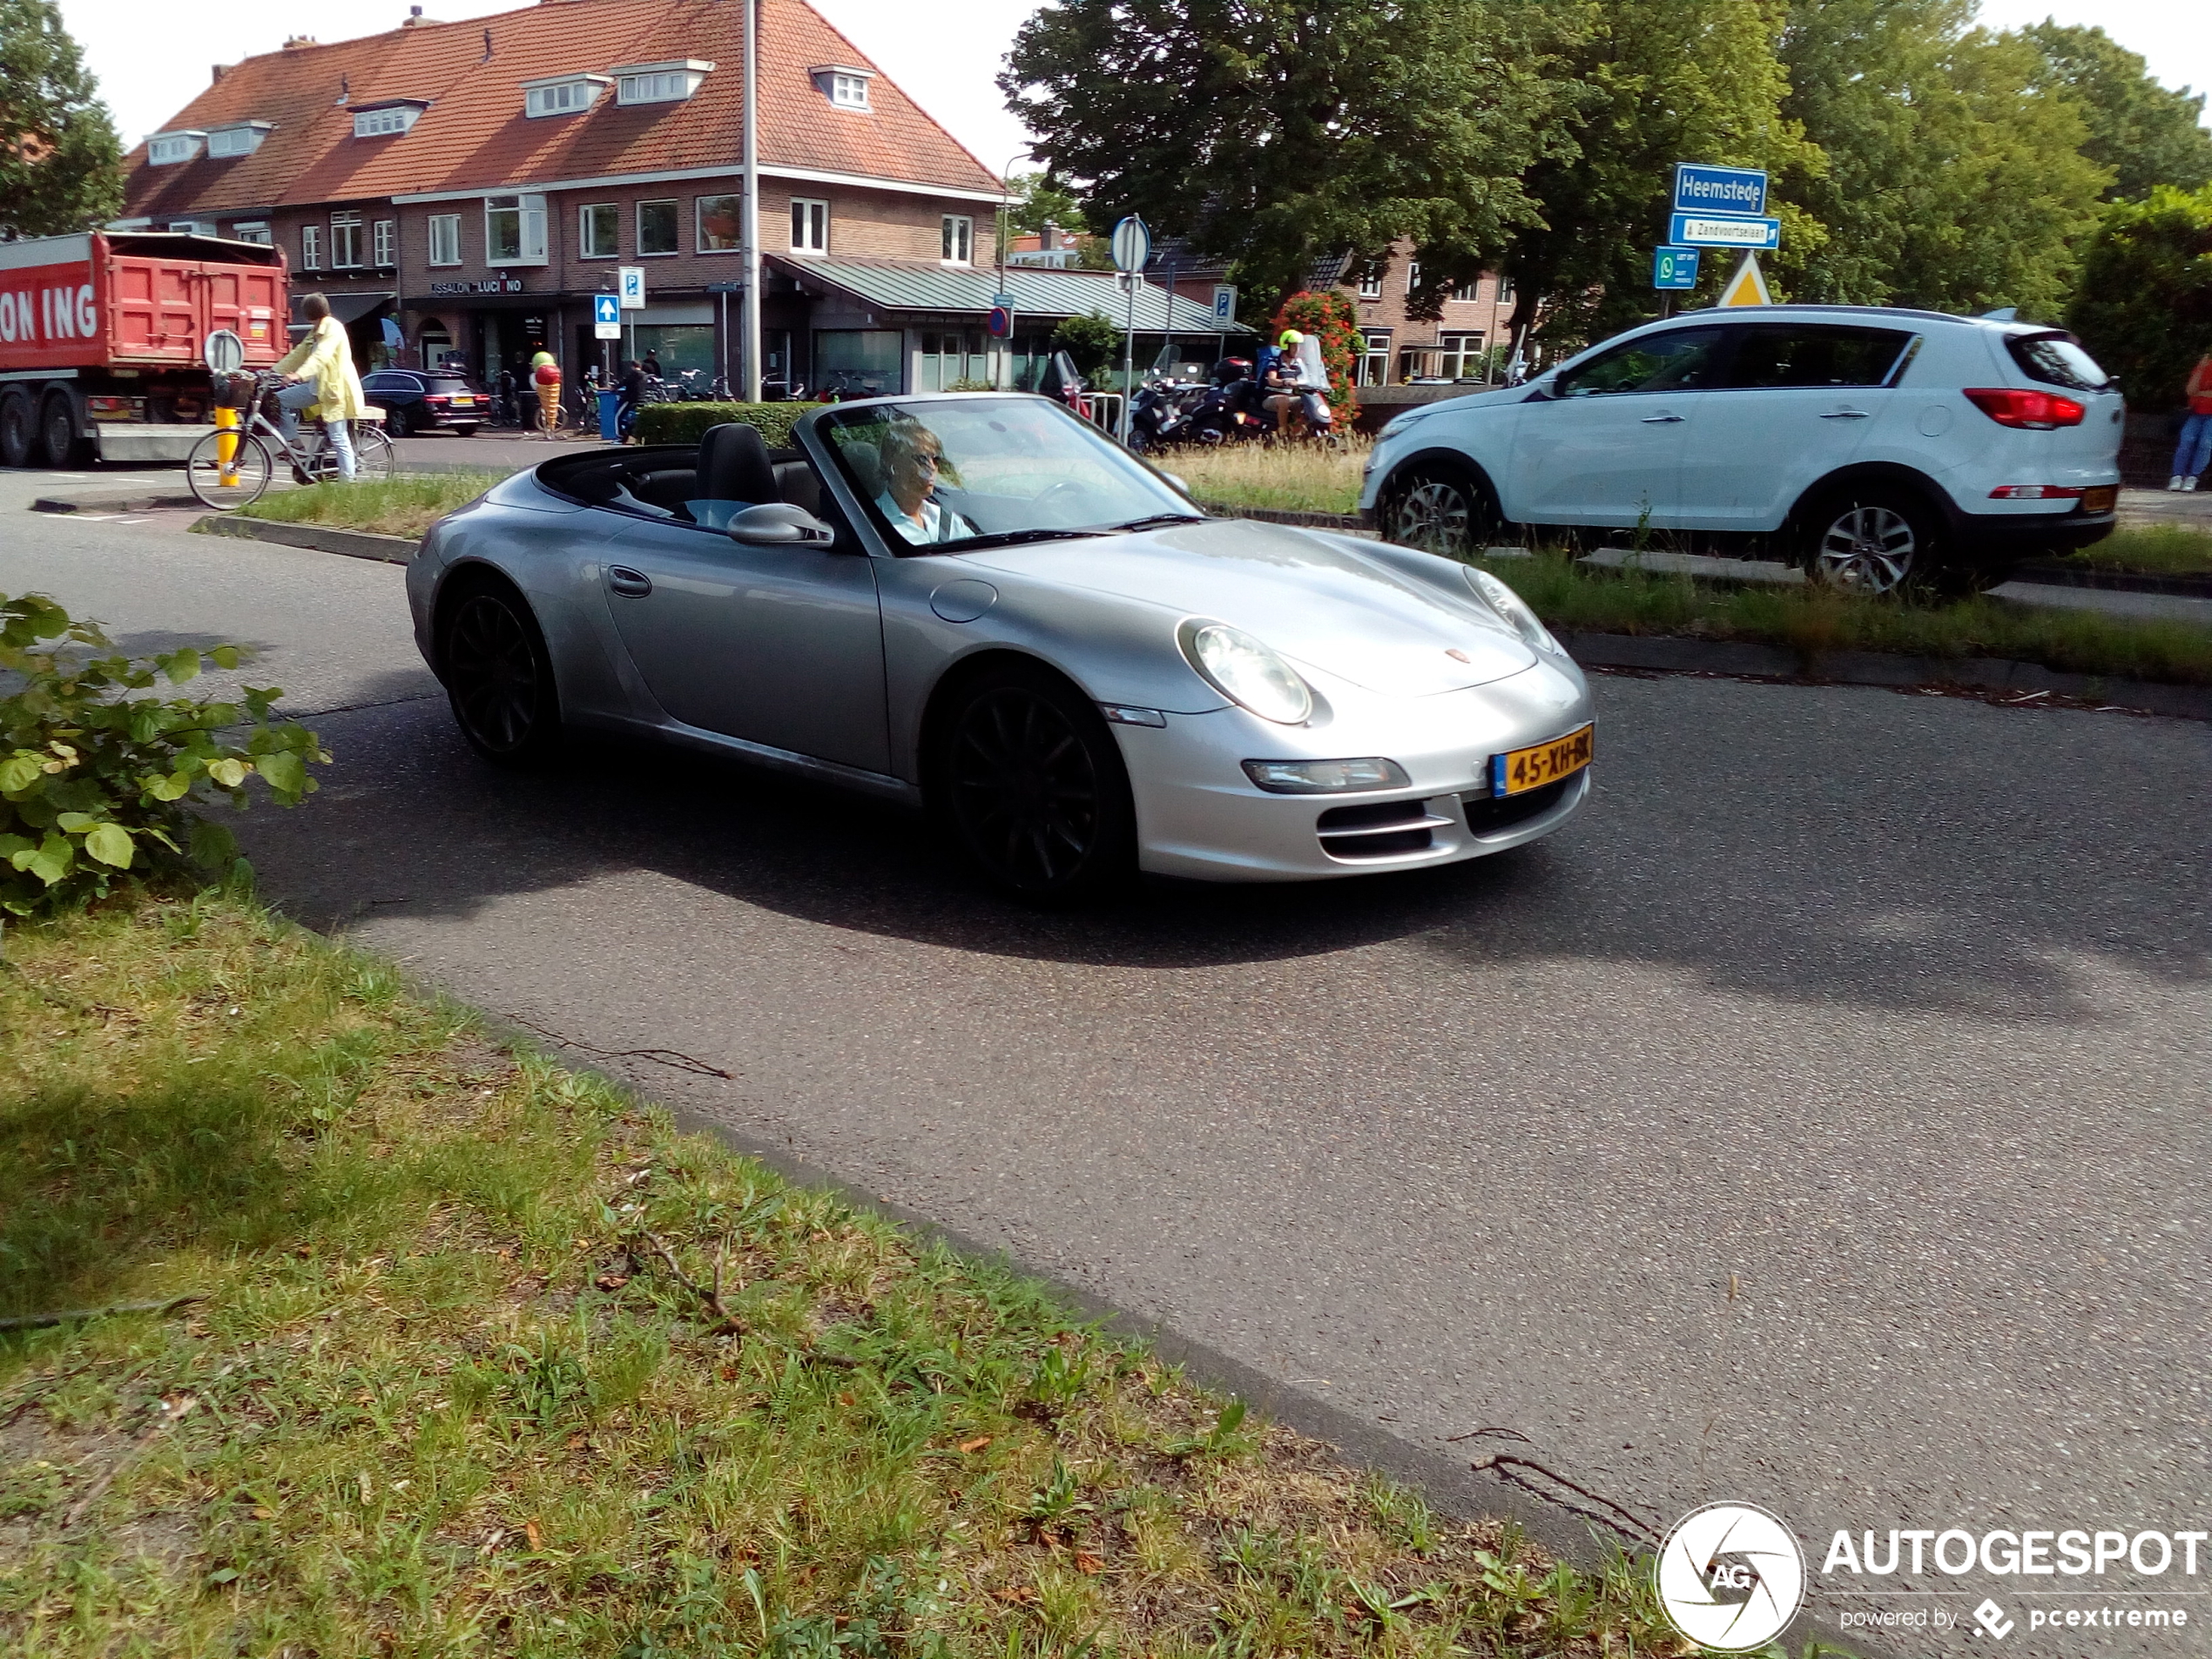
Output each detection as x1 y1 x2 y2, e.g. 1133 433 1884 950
118 0 1233 396
1331 241 1520 386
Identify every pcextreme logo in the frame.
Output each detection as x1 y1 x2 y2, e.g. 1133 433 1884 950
1656 1503 1808 1652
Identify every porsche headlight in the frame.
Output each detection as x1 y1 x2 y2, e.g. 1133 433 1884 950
1465 568 1564 658
1180 620 1313 725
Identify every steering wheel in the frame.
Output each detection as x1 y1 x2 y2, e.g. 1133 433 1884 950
1032 480 1094 523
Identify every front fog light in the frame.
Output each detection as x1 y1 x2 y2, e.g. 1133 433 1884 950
1465 567 1563 657
1241 757 1411 794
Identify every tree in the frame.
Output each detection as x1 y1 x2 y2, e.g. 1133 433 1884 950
1006 172 1088 238
1001 0 1575 319
0 0 121 240
2018 22 2212 202
1780 0 2107 319
2067 186 2212 410
1050 311 1123 376
1497 0 1827 349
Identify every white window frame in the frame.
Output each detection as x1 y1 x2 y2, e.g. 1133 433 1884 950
1450 278 1482 304
1355 263 1383 300
523 77 606 118
206 123 269 159
695 194 741 254
830 72 870 109
167 219 215 237
147 131 205 165
941 214 974 265
1497 273 1516 304
373 219 396 266
427 213 462 266
352 105 421 139
484 193 548 266
300 224 322 270
790 197 828 255
612 60 713 105
1406 260 1421 295
578 202 619 260
636 198 680 257
230 220 271 245
330 212 363 269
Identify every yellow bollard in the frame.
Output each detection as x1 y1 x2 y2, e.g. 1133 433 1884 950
214 404 239 485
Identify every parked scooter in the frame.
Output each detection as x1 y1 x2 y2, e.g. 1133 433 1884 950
1183 357 1265 445
1036 350 1093 422
1130 377 1210 451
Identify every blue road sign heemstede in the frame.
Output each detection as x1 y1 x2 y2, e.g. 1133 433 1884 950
1672 164 1769 218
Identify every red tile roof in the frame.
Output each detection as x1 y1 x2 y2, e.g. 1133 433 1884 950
124 0 1002 221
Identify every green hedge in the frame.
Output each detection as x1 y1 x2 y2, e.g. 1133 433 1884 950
632 401 824 448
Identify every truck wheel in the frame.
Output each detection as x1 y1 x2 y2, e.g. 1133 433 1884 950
37 389 84 468
0 389 32 469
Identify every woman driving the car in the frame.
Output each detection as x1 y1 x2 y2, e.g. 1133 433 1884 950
876 417 976 545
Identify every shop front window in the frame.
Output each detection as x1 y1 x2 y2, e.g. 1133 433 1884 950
812 328 901 397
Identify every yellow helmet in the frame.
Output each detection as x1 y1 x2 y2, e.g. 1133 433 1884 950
1278 328 1305 347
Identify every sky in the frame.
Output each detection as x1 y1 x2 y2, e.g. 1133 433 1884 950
61 0 2212 171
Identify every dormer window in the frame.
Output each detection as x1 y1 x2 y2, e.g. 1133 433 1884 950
146 130 206 165
352 100 427 138
523 75 608 118
810 65 873 111
206 122 272 158
612 60 712 105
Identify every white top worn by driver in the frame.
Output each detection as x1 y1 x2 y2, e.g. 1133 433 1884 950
875 491 975 545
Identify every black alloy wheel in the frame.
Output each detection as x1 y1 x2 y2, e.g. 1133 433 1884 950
937 666 1135 900
441 585 560 765
1386 462 1496 556
0 390 33 469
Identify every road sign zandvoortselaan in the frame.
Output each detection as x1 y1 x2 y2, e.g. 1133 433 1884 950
1668 212 1781 250
1672 163 1768 219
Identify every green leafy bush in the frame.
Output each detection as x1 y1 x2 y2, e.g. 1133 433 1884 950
631 401 824 448
0 593 327 914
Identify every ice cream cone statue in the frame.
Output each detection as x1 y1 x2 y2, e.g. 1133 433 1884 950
531 351 561 438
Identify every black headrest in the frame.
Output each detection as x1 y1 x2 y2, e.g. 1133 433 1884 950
697 422 778 504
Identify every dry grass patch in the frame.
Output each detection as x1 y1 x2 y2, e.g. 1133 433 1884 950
0 890 1737 1658
1172 438 1372 517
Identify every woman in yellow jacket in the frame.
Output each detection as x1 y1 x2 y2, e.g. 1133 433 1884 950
270 293 368 480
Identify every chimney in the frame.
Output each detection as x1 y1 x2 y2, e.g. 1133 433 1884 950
212 63 227 83
281 34 318 50
401 5 438 24
1040 221 1058 252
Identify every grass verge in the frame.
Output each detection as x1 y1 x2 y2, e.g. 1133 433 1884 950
1171 438 1370 517
1480 552 2212 686
0 889 1703 1658
2070 523 2212 578
234 474 502 541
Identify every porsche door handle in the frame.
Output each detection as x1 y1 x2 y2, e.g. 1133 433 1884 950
607 566 652 598
1639 412 1684 423
1819 409 1872 419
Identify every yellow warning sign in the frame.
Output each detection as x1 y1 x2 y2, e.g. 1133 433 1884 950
1719 252 1771 307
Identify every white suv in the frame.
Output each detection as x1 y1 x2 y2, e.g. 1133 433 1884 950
1359 305 2124 594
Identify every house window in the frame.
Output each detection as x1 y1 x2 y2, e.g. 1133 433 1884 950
1406 260 1421 295
206 124 269 158
146 131 204 165
373 219 396 266
1355 262 1383 300
331 212 362 268
352 105 421 138
1356 328 1392 387
300 224 322 270
613 61 711 105
1497 273 1515 304
485 194 548 265
230 220 271 245
826 71 871 110
697 194 740 253
580 203 619 259
637 199 678 256
428 213 462 266
941 215 973 265
1451 278 1482 303
523 77 604 118
167 219 215 237
790 198 828 255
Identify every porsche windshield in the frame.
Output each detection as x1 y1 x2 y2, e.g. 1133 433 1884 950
817 397 1201 553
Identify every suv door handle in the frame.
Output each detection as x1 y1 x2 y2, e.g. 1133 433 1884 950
607 565 652 597
1639 412 1684 424
1819 408 1871 419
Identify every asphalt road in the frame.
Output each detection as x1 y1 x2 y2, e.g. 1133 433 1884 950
4 475 2209 1652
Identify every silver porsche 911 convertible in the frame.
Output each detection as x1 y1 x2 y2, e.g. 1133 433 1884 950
404 392 1594 898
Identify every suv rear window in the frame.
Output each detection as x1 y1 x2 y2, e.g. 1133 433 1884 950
2008 332 2109 392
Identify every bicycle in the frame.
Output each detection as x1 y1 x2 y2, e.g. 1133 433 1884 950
185 372 396 509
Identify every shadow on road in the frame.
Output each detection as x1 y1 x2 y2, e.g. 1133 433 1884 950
239 676 2212 1021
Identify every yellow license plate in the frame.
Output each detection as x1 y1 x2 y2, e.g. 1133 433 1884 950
2081 485 2116 514
1492 724 1594 797
450 396 475 405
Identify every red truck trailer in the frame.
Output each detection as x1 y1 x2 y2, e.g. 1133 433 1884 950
0 231 288 468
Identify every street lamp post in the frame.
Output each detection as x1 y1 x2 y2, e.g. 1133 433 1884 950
740 0 762 402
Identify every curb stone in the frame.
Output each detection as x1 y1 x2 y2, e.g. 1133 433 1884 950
191 513 417 565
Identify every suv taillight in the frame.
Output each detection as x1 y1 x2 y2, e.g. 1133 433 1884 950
1964 388 2085 429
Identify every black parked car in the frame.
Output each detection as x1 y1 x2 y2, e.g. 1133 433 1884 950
361 369 488 436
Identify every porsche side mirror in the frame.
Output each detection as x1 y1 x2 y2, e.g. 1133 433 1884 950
726 502 837 547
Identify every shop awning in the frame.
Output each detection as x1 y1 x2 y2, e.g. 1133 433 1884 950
772 259 1247 334
290 291 396 326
